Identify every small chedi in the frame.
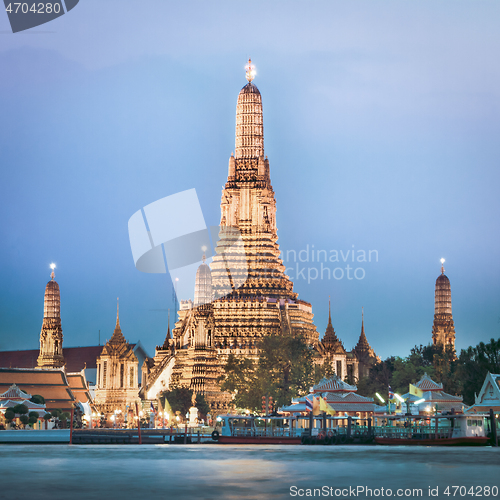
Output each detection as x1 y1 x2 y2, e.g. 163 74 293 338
141 61 379 411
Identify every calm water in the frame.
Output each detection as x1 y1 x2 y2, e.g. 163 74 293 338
0 445 499 499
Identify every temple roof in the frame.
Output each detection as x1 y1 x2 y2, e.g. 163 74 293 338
0 345 125 371
414 372 444 391
321 299 345 352
0 383 31 400
354 309 378 360
313 375 357 393
0 368 76 411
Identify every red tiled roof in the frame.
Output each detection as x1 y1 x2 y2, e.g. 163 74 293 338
0 345 125 372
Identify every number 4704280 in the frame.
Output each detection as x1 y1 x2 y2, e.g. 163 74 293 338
5 3 61 14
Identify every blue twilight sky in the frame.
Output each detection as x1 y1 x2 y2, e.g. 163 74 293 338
0 1 499 361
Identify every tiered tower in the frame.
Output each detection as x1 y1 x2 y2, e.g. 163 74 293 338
37 264 65 369
432 259 456 349
166 61 319 409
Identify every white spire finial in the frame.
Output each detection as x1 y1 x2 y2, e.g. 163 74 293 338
245 58 255 82
49 263 56 280
440 258 445 274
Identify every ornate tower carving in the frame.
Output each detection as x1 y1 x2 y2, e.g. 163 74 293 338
94 299 140 416
37 264 65 369
432 259 456 349
194 254 213 306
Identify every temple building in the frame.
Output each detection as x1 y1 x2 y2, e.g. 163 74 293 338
316 302 378 381
466 372 500 414
432 259 456 349
37 264 65 369
141 61 379 410
93 301 141 417
280 375 375 419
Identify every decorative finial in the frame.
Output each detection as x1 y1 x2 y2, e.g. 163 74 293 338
116 297 120 327
245 58 255 82
440 258 445 275
328 296 332 325
362 306 364 323
201 245 207 263
50 263 56 280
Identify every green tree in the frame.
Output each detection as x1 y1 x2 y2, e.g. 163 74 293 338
12 404 29 416
30 395 45 405
195 394 210 418
19 415 29 428
28 411 39 427
219 334 317 412
161 387 194 417
4 409 15 424
456 338 500 405
43 412 51 429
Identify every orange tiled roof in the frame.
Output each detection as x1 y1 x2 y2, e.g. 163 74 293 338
0 368 75 411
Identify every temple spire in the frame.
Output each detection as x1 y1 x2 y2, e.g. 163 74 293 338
328 296 332 326
235 59 263 159
432 259 456 349
37 264 65 368
116 297 120 329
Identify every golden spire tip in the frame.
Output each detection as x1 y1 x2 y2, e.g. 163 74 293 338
245 58 255 82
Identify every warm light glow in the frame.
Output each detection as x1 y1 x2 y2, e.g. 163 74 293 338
50 263 56 270
375 393 385 403
175 277 179 282
414 398 425 405
394 393 405 403
440 258 445 264
176 416 180 421
201 245 207 252
245 58 256 82
139 411 144 417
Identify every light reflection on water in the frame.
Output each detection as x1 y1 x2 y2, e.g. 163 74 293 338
0 445 498 500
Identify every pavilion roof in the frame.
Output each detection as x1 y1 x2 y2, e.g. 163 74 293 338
313 375 357 393
0 368 76 411
414 372 443 392
0 383 31 400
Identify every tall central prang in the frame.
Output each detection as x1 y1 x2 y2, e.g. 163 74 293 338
141 61 322 411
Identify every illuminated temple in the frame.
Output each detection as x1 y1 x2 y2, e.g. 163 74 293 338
432 259 456 349
141 61 378 410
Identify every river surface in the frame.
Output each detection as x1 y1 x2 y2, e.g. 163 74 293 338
0 445 498 500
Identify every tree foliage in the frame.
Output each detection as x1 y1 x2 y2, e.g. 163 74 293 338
30 395 45 405
219 334 321 413
356 338 500 406
161 387 210 418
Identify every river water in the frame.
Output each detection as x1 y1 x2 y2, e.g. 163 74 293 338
0 445 498 499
